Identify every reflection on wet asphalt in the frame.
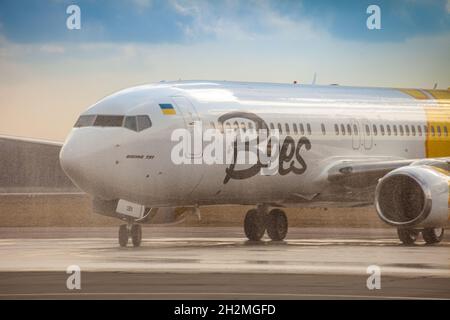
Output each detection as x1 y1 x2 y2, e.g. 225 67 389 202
0 227 448 299
0 227 448 277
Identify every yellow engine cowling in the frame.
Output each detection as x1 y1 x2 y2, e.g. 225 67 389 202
375 163 449 228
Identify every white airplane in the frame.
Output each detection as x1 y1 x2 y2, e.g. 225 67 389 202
1 80 449 247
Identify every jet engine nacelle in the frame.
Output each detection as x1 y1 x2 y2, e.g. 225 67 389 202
375 163 449 228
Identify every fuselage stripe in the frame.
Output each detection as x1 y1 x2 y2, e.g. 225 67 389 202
397 88 450 159
423 90 450 158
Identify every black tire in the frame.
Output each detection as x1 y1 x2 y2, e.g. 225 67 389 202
266 209 288 241
397 228 419 245
244 209 266 241
131 224 142 247
422 228 444 245
119 224 129 247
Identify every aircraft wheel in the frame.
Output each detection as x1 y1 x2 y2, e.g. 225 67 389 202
397 228 419 245
244 209 266 241
131 224 142 247
422 228 444 245
266 209 288 241
118 224 129 247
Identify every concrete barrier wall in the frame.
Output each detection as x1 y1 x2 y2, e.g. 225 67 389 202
0 194 389 228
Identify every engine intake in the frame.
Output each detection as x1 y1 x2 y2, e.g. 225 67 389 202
375 164 449 228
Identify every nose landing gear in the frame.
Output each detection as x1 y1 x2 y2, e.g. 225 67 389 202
118 223 142 247
244 206 288 241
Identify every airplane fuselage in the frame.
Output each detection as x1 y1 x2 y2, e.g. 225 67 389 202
59 81 450 208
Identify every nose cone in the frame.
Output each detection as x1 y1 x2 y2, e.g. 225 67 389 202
60 135 83 187
59 130 113 197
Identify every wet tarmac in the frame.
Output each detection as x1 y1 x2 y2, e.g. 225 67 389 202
0 227 449 299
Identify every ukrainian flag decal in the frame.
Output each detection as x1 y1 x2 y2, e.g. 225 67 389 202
159 103 176 115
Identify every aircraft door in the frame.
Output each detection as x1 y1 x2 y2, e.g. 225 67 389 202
172 96 202 159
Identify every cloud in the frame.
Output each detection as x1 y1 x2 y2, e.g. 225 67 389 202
0 1 448 142
168 0 323 41
39 44 65 54
1 0 448 45
0 28 449 141
129 0 153 14
131 0 152 8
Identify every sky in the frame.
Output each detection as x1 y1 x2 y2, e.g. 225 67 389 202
0 0 449 140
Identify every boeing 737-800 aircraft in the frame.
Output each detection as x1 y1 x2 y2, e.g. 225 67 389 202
1 81 449 247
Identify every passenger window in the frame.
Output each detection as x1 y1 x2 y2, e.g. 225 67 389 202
380 125 385 136
270 123 275 131
393 125 398 136
411 125 416 136
293 123 298 134
136 115 152 132
299 124 305 135
437 126 441 137
444 126 448 137
405 125 410 136
353 124 358 135
372 124 378 136
399 125 404 136
365 124 370 136
285 123 290 134
321 123 326 135
424 125 428 135
340 124 346 136
417 125 422 136
277 123 283 134
431 126 435 136
74 114 96 128
347 124 352 135
335 124 339 135
386 125 391 136
124 116 137 131
307 123 311 135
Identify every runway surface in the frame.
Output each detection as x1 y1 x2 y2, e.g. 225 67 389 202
0 227 449 299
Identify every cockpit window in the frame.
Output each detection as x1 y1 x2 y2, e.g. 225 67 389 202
124 116 137 131
74 114 152 132
136 115 152 132
94 115 124 127
74 115 96 128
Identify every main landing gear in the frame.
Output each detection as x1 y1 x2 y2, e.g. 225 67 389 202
119 223 142 247
244 207 288 241
397 227 444 245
